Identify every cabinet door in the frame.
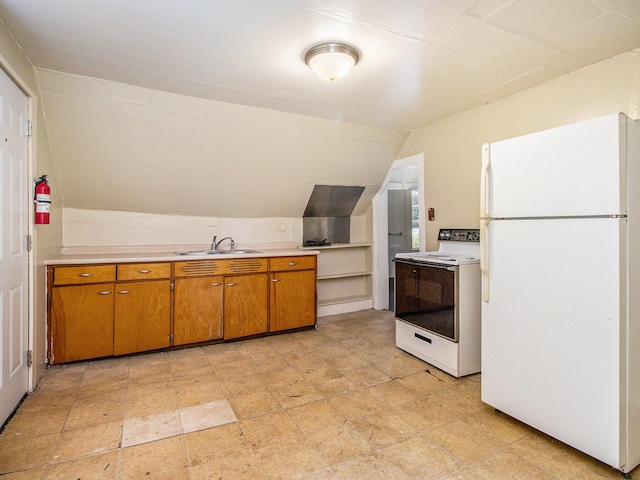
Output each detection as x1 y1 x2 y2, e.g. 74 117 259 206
224 274 268 339
270 270 316 332
174 276 224 345
114 281 171 355
50 284 115 364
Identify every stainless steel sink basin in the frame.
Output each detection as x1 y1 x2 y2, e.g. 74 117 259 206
176 249 260 256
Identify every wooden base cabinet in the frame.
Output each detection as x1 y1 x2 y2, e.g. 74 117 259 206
48 255 316 363
50 283 115 364
270 268 316 332
174 276 224 345
114 280 171 355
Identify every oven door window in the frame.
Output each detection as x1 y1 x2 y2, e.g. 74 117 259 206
395 261 457 341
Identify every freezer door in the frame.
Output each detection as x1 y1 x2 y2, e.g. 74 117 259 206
481 113 627 218
481 217 625 468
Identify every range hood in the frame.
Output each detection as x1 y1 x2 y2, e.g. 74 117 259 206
303 185 365 245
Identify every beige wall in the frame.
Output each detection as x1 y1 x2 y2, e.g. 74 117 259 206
0 21 59 382
400 48 640 250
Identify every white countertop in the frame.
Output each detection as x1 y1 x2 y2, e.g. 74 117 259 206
46 247 319 266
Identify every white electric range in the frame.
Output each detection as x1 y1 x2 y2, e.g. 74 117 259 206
394 228 481 377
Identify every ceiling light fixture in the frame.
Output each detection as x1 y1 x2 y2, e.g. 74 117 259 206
304 42 360 82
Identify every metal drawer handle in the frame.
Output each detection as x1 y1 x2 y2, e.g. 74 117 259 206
288 262 297 266
138 269 151 274
78 273 93 277
117 290 131 295
97 291 112 295
211 282 222 286
226 283 237 287
272 278 281 283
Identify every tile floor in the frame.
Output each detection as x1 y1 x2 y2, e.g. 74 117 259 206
0 309 636 479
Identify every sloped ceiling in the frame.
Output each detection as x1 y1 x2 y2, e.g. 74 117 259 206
1 0 640 218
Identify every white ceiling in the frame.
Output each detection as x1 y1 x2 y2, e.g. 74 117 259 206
2 0 639 131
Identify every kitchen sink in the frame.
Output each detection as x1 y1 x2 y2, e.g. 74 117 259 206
176 249 260 256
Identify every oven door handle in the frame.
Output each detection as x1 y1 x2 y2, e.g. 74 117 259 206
394 260 458 270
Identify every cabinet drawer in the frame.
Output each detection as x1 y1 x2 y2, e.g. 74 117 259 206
117 263 171 281
175 258 268 276
270 256 316 272
53 265 116 285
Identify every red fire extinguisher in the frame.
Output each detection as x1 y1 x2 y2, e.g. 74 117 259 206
34 175 51 224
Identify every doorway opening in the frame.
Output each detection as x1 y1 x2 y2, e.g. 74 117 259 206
372 154 425 311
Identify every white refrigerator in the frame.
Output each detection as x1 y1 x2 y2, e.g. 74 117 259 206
480 113 640 475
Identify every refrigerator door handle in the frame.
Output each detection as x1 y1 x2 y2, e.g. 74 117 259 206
480 144 491 219
480 218 490 302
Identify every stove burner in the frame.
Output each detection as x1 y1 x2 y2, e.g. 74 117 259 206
304 239 332 247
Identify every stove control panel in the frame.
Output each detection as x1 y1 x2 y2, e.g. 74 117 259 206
438 229 480 242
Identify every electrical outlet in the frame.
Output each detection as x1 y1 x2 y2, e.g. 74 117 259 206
277 222 286 233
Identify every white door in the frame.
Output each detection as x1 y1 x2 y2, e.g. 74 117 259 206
481 217 624 468
387 189 412 277
0 71 29 425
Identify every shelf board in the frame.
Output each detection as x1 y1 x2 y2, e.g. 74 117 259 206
317 294 373 307
317 271 372 280
301 243 372 250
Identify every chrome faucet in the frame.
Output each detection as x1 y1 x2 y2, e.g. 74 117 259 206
211 235 234 251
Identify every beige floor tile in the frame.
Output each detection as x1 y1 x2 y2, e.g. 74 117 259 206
0 432 59 473
184 422 248 461
1 406 68 438
307 421 375 465
365 379 419 407
124 391 178 419
179 399 236 434
172 374 226 408
81 363 130 386
342 365 393 388
190 448 264 480
349 409 419 449
228 391 283 419
253 437 328 480
44 450 119 479
462 407 532 445
327 389 387 420
427 419 507 464
211 358 257 379
332 453 410 480
287 400 347 435
128 363 172 384
248 353 290 374
308 370 359 397
381 436 464 479
393 397 455 432
396 369 454 396
371 355 428 379
270 380 325 409
0 467 47 479
186 426 264 479
63 398 126 431
75 380 128 403
470 448 560 479
240 411 304 450
508 431 597 479
259 366 305 391
52 421 122 462
118 435 189 479
121 410 182 447
219 373 266 398
323 353 368 372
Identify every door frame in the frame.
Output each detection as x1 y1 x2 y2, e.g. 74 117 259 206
0 58 36 394
372 153 424 310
